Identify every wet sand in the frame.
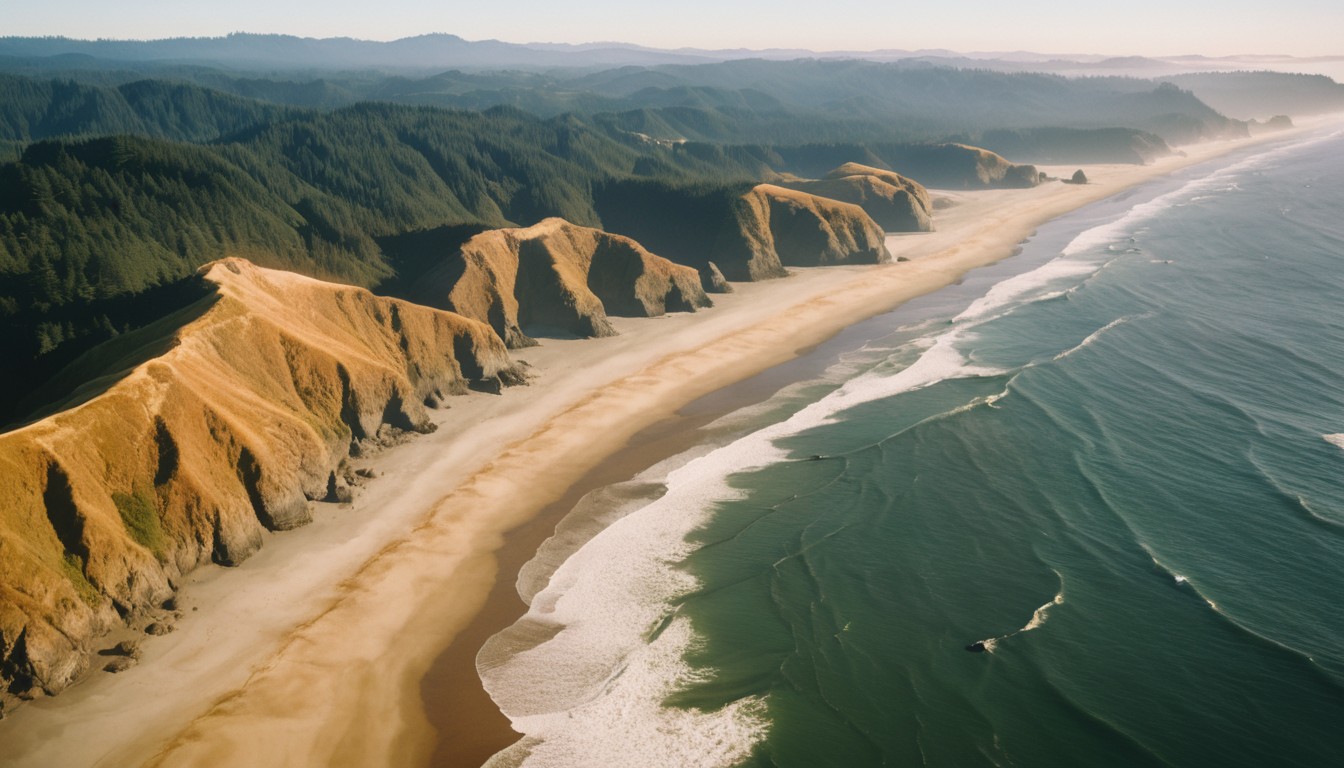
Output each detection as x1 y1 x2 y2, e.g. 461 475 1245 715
0 127 1314 768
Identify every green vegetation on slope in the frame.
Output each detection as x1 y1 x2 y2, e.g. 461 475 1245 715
0 62 1208 427
112 487 166 560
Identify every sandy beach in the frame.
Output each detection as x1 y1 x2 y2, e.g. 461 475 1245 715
0 127 1312 767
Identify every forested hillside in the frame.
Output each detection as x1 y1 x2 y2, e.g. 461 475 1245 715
0 74 298 142
1161 72 1344 119
0 59 1248 146
0 56 1257 426
0 103 668 420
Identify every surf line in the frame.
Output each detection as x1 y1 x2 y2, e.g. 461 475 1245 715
966 571 1065 653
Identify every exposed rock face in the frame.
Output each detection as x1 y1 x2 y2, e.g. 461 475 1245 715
880 143 1041 189
780 163 933 232
0 258 520 711
411 218 711 349
703 262 733 294
714 184 891 281
1248 115 1294 134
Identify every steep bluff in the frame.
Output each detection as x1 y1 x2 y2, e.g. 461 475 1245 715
781 164 933 232
0 258 521 714
408 218 711 349
875 143 1041 189
718 184 892 281
591 180 893 286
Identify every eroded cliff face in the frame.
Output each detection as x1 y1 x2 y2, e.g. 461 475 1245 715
716 184 892 281
782 164 934 233
0 258 521 713
413 218 712 349
883 143 1042 189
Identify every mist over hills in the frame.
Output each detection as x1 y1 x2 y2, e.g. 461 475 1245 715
3 33 1342 79
1160 72 1344 119
0 54 1250 149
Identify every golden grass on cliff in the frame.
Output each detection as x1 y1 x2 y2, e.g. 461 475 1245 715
0 258 516 705
411 217 711 348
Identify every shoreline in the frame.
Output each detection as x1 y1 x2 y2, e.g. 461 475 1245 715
0 125 1317 767
421 328 826 768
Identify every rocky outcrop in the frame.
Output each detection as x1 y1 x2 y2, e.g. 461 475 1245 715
712 184 891 281
703 262 733 294
0 258 521 713
780 164 933 232
410 218 712 349
1249 115 1294 134
876 143 1041 189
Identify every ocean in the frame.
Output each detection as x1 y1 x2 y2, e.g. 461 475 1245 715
477 125 1344 767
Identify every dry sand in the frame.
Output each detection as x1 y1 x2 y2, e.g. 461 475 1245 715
0 128 1313 767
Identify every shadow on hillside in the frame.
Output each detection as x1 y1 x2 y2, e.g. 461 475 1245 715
0 277 217 432
373 223 492 302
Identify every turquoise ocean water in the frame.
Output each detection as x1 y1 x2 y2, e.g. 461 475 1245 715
480 125 1344 767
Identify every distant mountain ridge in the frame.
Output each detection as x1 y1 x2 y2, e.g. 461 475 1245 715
0 33 711 71
2 34 1341 78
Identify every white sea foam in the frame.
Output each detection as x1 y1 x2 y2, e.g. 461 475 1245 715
480 203 1156 763
954 259 1100 323
477 137 1344 763
1053 314 1147 361
1063 130 1343 258
1021 589 1065 633
972 572 1065 653
479 321 1008 766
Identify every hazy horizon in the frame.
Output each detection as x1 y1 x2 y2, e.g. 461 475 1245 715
6 1 1343 59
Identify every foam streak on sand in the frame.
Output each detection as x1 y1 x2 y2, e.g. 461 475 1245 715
477 215 1144 763
477 314 1011 766
1060 128 1343 258
0 124 1324 768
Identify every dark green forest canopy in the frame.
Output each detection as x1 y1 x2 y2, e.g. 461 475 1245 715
0 60 1248 145
0 60 1259 426
0 103 666 415
0 73 300 143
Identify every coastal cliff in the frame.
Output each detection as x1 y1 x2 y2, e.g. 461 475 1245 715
0 258 521 714
781 163 934 232
409 218 712 348
721 184 892 280
874 143 1042 189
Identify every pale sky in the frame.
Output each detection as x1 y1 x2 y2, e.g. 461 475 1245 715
3 0 1341 58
